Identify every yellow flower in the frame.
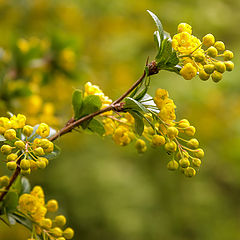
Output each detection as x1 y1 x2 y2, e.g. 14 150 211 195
10 114 26 129
31 186 45 205
177 23 192 34
180 62 197 80
19 194 38 214
159 99 176 123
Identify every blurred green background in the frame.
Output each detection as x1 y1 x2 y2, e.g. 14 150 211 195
0 0 240 239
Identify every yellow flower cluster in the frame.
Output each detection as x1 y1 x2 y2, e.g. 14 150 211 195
18 186 74 240
84 82 112 109
102 88 203 177
172 23 234 81
0 114 54 175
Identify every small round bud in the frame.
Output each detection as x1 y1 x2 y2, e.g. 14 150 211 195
193 51 205 62
199 69 210 81
202 34 215 47
21 169 31 176
178 119 190 129
20 159 30 170
1 145 12 155
164 141 177 152
187 138 199 149
36 123 50 138
203 64 215 74
184 167 196 177
214 62 226 73
179 158 190 168
0 176 10 187
152 135 165 146
192 158 202 167
167 160 179 171
46 199 58 212
37 159 46 169
63 228 74 239
23 125 33 137
7 161 17 171
14 140 25 150
223 50 234 60
38 139 51 149
30 160 38 171
211 71 222 83
167 127 179 139
39 157 49 166
207 46 218 58
135 139 147 153
214 41 225 52
194 148 204 158
55 215 67 227
180 63 197 80
224 61 234 71
50 227 62 238
184 126 196 137
7 153 18 162
40 218 52 230
34 147 45 156
4 129 16 141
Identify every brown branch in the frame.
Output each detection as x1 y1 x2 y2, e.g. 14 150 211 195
0 60 159 202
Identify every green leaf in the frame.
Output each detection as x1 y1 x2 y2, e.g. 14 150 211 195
3 192 18 212
147 10 164 41
0 134 6 141
166 51 179 67
72 89 83 119
80 95 102 117
8 212 32 230
134 86 149 102
128 110 144 136
125 97 148 113
154 30 161 49
88 119 105 136
156 38 173 63
12 176 22 195
21 177 31 194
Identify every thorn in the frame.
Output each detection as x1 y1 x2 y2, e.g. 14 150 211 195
146 56 149 66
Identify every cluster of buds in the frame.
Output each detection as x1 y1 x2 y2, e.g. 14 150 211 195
172 23 234 82
0 114 54 175
100 86 204 177
18 186 74 240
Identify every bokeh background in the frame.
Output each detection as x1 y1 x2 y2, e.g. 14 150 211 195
0 0 240 239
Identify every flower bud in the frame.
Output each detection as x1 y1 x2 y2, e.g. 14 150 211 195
167 127 179 139
34 147 45 156
135 139 147 153
224 61 234 71
55 215 67 227
223 50 234 60
4 129 16 141
187 138 199 149
152 135 165 146
7 161 17 171
164 141 177 152
46 199 58 212
167 160 179 171
192 158 202 167
199 69 210 81
193 51 205 62
202 34 215 47
184 126 195 137
0 176 10 187
7 153 18 162
36 123 50 138
50 227 62 238
23 125 33 137
211 71 222 83
207 46 218 58
194 148 204 158
40 218 52 230
21 168 31 176
178 119 190 129
20 159 30 170
184 167 196 177
1 145 12 155
30 160 38 171
14 140 25 150
179 158 190 168
203 64 215 74
214 62 226 73
63 228 74 239
180 63 197 80
214 41 225 51
37 159 47 169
